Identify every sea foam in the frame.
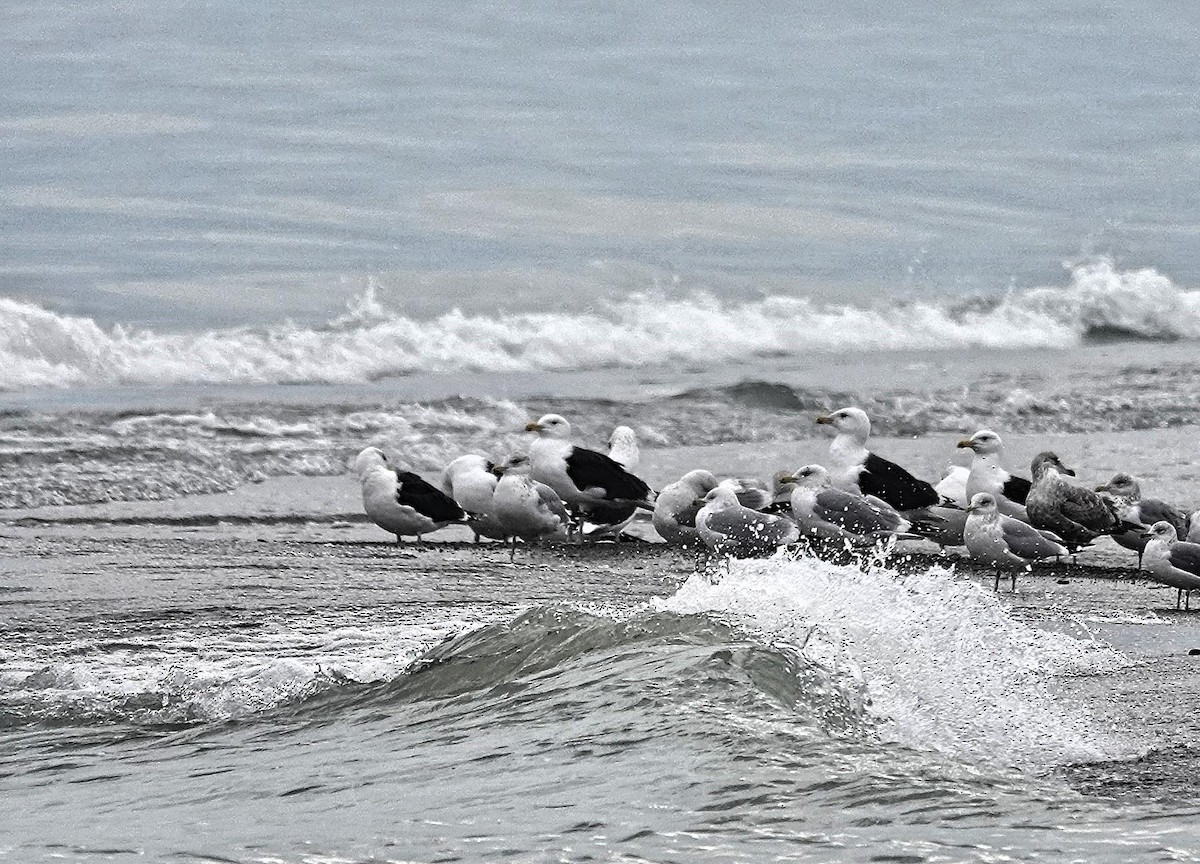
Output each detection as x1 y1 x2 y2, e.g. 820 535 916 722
2 259 1197 390
660 553 1137 770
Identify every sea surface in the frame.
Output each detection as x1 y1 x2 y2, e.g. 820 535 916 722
5 0 1200 861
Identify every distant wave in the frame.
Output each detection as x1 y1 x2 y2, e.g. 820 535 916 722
3 259 1198 390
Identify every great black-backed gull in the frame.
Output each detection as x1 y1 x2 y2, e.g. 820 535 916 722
958 430 1032 520
440 454 506 542
525 414 654 517
354 446 464 542
1095 472 1190 568
490 454 572 562
1025 452 1130 549
815 406 940 511
695 484 800 557
1142 522 1200 609
964 492 1068 592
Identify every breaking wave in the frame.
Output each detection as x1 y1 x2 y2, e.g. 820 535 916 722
3 259 1198 390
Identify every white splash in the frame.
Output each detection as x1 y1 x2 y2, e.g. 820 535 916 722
658 554 1136 769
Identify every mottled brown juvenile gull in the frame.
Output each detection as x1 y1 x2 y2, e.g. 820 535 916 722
1095 472 1190 568
1025 451 1130 550
1142 522 1200 610
354 446 465 543
958 430 1032 521
964 492 1069 592
695 484 800 558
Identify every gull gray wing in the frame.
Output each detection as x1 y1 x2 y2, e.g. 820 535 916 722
535 482 572 523
1001 518 1065 560
1168 541 1200 577
706 508 799 549
813 488 900 534
1141 499 1189 535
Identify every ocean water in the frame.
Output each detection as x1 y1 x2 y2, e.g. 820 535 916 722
6 0 1200 861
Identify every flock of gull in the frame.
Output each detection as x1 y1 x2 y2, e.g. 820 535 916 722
353 407 1200 605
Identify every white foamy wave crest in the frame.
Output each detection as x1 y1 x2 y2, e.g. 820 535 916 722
659 555 1137 769
3 259 1198 389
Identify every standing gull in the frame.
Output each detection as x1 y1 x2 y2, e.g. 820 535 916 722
964 492 1069 592
354 446 465 543
1141 522 1200 610
782 464 918 547
815 407 941 511
584 425 644 541
958 429 1031 520
490 454 572 562
695 484 800 558
525 414 654 519
1095 472 1190 568
1025 452 1131 550
440 454 506 542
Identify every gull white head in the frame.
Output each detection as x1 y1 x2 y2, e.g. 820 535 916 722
677 469 718 494
815 406 871 443
781 465 833 489
958 429 1004 456
966 491 1000 516
354 446 389 478
607 425 639 469
525 414 572 439
700 485 739 508
1143 521 1179 542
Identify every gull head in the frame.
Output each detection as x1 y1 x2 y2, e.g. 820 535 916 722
1142 520 1178 541
494 453 533 477
1031 451 1075 480
815 406 870 441
781 464 832 489
525 413 571 439
966 491 999 514
1095 472 1140 498
698 485 738 508
958 429 1003 455
354 446 389 478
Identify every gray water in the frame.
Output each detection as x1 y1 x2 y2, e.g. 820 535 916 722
3 0 1200 330
6 2 1200 861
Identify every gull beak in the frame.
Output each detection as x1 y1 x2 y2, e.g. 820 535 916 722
778 475 796 485
1094 484 1108 493
692 497 708 507
524 422 542 432
1062 466 1077 477
965 505 975 512
1141 529 1155 538
815 415 833 425
491 465 506 477
956 439 975 450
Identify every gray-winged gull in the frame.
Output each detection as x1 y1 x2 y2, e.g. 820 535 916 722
964 492 1069 592
1142 521 1200 610
354 446 465 543
782 464 918 547
695 484 800 558
491 454 572 561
